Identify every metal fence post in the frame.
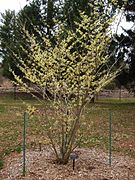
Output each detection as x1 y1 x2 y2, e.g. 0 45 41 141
109 111 112 166
23 112 27 176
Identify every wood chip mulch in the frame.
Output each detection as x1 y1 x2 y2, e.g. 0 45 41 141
0 146 135 180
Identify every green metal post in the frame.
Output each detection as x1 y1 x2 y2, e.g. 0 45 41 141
23 112 27 176
109 111 112 166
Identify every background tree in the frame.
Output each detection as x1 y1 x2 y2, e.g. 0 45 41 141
110 0 135 92
62 0 120 29
0 0 60 80
0 10 18 79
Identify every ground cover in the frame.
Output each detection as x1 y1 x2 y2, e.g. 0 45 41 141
0 96 135 178
0 147 135 179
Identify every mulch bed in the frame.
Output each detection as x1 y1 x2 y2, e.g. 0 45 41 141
0 146 135 180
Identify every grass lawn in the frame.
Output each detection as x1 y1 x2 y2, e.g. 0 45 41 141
0 96 135 169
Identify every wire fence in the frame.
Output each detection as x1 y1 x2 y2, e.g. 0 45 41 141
0 87 134 99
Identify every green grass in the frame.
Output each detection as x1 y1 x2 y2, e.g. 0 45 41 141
0 96 135 169
80 99 135 156
0 159 4 170
0 105 5 114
